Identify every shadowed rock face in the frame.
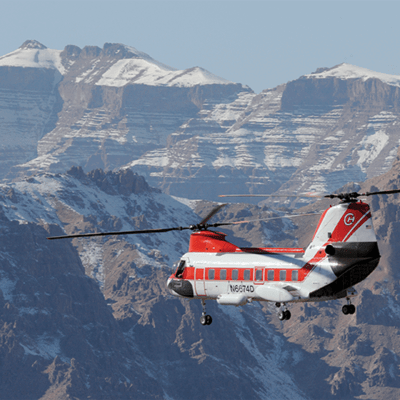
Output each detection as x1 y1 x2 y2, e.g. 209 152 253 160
67 166 157 196
281 75 400 112
0 219 163 399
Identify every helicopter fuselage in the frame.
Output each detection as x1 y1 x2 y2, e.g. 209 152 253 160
167 201 380 311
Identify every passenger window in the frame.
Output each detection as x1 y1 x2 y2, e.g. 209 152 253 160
292 270 298 281
220 269 227 280
244 270 250 280
232 269 238 280
208 269 215 280
267 270 274 281
175 260 186 278
280 270 287 281
255 269 263 281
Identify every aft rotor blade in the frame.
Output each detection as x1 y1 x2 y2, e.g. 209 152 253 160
219 194 325 198
207 211 323 228
363 189 400 196
199 203 227 225
47 226 190 240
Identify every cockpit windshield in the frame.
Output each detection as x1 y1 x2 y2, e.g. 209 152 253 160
175 259 186 278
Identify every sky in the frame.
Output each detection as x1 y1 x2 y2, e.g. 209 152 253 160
1 1 399 93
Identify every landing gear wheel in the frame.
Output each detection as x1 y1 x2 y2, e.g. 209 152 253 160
278 310 291 321
200 314 212 326
342 304 356 315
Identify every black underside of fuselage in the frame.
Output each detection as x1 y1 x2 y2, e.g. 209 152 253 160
168 279 194 297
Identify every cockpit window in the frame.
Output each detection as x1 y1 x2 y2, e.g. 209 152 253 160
175 260 186 278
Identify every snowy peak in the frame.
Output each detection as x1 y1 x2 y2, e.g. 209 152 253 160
96 59 232 87
305 62 400 88
0 41 235 88
19 39 47 50
0 42 64 73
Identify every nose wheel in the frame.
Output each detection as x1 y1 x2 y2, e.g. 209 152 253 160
200 300 212 326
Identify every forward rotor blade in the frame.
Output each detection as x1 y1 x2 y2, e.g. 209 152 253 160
48 203 229 240
47 226 190 240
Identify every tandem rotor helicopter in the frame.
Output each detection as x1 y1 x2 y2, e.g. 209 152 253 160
48 188 400 326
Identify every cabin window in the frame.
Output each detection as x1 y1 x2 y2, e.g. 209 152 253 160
292 270 298 281
267 270 274 281
244 269 250 281
208 269 215 280
255 269 263 281
280 270 287 281
175 260 186 278
232 269 238 280
220 269 227 280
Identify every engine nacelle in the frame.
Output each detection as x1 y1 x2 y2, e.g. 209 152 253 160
325 242 380 258
256 285 294 302
217 293 247 306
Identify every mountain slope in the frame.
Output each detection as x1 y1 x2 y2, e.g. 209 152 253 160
0 168 316 399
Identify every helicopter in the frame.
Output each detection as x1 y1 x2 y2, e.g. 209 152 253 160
47 188 400 326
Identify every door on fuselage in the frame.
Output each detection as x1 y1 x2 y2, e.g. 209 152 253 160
254 267 264 285
194 268 206 296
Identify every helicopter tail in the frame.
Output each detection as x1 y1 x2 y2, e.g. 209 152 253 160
307 200 380 298
307 201 378 256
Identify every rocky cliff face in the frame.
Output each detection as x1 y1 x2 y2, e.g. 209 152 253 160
0 169 313 399
0 40 249 183
1 42 400 204
128 64 400 201
0 211 162 399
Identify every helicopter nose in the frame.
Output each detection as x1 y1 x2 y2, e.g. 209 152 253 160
167 277 174 295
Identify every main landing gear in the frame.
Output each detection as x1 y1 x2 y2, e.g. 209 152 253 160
200 300 212 326
276 302 291 321
342 298 356 315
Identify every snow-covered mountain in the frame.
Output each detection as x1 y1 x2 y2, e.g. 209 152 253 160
2 40 400 204
129 62 400 201
0 40 248 185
